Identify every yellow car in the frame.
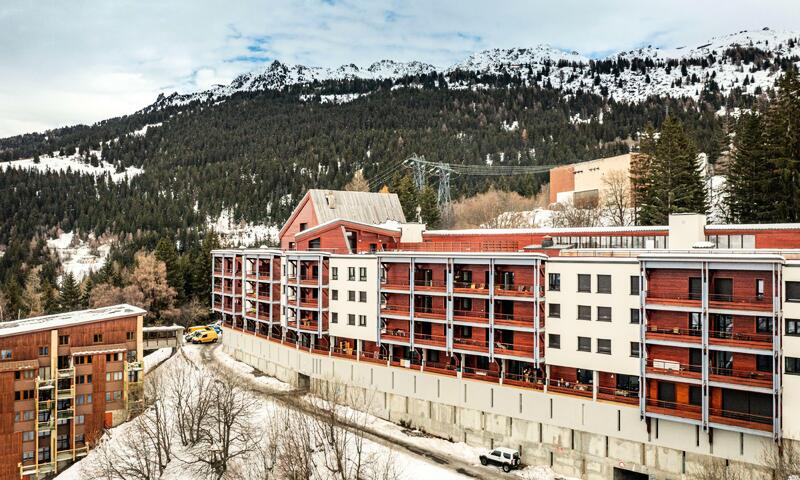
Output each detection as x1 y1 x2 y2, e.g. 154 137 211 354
191 329 218 344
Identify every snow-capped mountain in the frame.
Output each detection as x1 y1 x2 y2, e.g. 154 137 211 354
150 28 800 109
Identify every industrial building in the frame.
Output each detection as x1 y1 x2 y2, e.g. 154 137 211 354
214 189 800 479
0 305 145 480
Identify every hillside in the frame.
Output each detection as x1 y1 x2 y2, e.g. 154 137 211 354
0 27 798 286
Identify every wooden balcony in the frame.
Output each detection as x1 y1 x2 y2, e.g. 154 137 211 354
452 337 489 353
646 292 773 313
546 379 592 398
645 325 702 344
596 386 639 405
494 342 534 358
380 330 410 344
452 309 490 324
381 281 411 291
414 333 447 348
646 399 702 421
708 407 773 432
414 279 447 293
494 284 541 298
381 305 411 318
709 367 773 388
453 282 490 296
245 272 272 281
414 308 447 322
708 330 772 350
493 312 537 329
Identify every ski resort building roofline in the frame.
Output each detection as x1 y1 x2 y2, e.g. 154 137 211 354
0 304 146 338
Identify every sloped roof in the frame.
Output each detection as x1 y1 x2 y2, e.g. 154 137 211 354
308 190 406 224
0 304 145 338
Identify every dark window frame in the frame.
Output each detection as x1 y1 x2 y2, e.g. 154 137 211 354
577 274 591 293
577 336 591 352
596 275 611 294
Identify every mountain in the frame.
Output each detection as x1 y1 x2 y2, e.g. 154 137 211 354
149 27 800 110
0 27 799 290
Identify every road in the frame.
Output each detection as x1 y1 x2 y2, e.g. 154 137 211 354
191 343 501 480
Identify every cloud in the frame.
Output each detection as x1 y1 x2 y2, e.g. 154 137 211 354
0 0 798 137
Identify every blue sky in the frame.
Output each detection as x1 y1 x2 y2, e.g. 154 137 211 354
0 0 798 137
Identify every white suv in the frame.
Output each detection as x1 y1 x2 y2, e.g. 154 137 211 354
479 447 520 472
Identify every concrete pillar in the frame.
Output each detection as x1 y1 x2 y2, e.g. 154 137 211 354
592 370 599 401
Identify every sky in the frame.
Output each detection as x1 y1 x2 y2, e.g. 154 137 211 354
0 0 798 138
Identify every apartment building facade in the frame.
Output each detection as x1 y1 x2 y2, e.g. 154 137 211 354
212 190 800 478
0 305 145 480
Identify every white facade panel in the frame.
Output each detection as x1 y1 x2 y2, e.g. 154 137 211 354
328 255 380 342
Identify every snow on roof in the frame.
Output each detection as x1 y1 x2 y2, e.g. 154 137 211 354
707 223 800 231
425 225 668 236
142 324 186 332
638 252 786 263
70 344 128 356
0 304 146 338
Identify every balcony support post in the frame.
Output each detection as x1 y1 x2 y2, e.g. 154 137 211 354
489 259 496 361
701 261 710 432
772 263 782 441
639 260 648 419
409 259 416 350
446 258 454 354
533 259 541 367
592 371 598 401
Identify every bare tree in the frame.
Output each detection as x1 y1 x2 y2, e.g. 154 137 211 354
550 198 602 228
345 170 370 192
189 374 261 479
762 440 800 479
451 187 541 229
690 457 748 480
602 169 633 226
168 359 217 447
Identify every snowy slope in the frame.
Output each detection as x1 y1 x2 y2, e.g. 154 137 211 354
0 149 143 183
148 28 800 110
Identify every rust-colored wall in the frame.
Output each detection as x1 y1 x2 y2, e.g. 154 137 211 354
549 165 575 204
280 195 318 249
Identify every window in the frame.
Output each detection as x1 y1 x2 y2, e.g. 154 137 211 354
331 312 338 324
348 314 356 326
548 303 560 318
331 267 338 280
0 349 11 360
597 306 612 322
577 337 591 352
597 275 611 294
689 277 702 300
577 305 591 320
105 372 123 382
358 315 367 326
689 386 702 406
38 346 48 356
548 334 560 349
455 297 472 311
359 267 367 281
359 291 367 303
76 395 85 405
630 276 640 295
348 291 356 302
348 267 356 281
630 342 641 357
548 273 560 291
93 333 103 343
787 357 800 375
75 415 85 425
58 335 69 345
460 325 472 337
756 355 773 373
22 431 34 442
787 319 800 336
577 274 591 292
787 282 800 302
23 410 34 421
756 317 773 333
597 339 611 355
331 290 338 301
22 451 34 461
756 279 765 299
308 238 321 250
126 331 135 341
299 222 307 232
630 308 641 324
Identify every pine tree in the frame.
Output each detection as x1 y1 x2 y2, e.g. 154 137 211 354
80 276 94 308
42 281 59 314
631 126 656 224
390 174 419 222
638 117 707 225
58 273 81 312
726 113 768 223
762 67 800 222
155 237 181 294
418 186 441 228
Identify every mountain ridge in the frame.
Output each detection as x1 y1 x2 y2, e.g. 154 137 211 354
149 27 800 110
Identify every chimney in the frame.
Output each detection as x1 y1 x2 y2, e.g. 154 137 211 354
325 191 336 209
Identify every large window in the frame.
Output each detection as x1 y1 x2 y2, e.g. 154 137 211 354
597 339 611 355
577 305 591 320
577 337 591 352
548 273 560 291
756 355 773 373
756 317 773 334
787 357 800 375
787 282 800 302
548 304 561 318
597 275 611 294
577 274 591 293
597 306 612 322
787 318 800 336
548 334 560 349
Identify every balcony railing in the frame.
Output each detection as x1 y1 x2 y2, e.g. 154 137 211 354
381 305 411 317
413 279 447 291
494 312 537 328
646 399 702 420
380 329 410 343
453 282 490 294
546 379 593 397
452 337 489 352
709 329 772 345
708 406 772 430
452 309 490 323
493 341 534 357
645 325 702 342
494 284 542 298
596 386 639 405
414 333 447 347
646 291 772 311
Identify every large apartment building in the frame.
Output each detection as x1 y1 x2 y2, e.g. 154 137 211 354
0 305 145 480
213 189 800 479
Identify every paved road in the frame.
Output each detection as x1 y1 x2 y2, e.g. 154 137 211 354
191 343 501 480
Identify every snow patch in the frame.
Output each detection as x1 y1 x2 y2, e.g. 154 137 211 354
47 232 111 283
1 149 143 183
208 209 279 248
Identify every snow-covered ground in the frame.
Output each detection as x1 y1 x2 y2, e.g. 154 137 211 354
57 344 576 480
143 347 173 374
46 231 111 283
208 208 279 247
0 149 143 183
